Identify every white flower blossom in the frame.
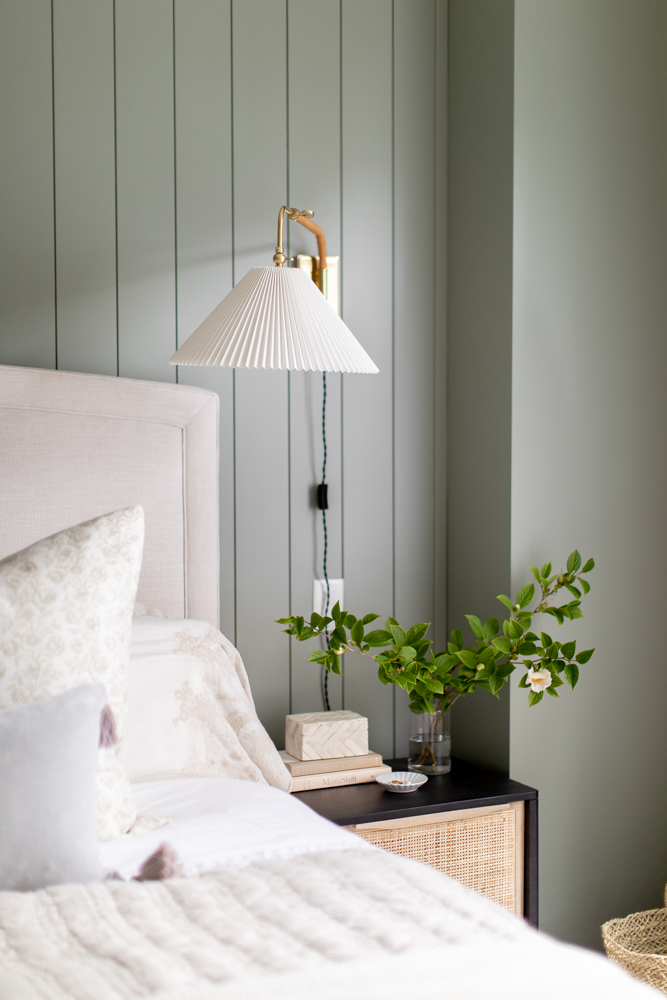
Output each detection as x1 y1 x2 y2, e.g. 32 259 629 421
526 666 552 692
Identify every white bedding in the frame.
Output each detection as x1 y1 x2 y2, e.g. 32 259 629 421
99 778 370 880
0 847 649 1000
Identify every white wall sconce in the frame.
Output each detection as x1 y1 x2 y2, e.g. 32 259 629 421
169 206 376 373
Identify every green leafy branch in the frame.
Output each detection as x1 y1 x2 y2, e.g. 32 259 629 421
276 549 596 717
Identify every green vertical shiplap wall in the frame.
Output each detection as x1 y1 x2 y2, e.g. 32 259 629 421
0 0 447 753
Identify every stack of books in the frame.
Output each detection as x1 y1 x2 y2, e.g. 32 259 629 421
280 750 390 792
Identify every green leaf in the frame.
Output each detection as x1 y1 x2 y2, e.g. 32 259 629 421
564 584 581 599
307 650 330 664
344 614 357 628
540 562 552 579
516 584 535 609
567 550 582 574
456 649 477 671
561 640 576 660
508 619 524 640
544 607 565 624
550 672 564 687
531 566 541 583
540 631 553 648
398 645 417 664
564 662 580 689
331 601 342 621
567 604 584 620
483 618 500 641
364 630 394 647
449 629 464 650
580 578 591 595
546 642 560 659
465 614 485 640
477 646 496 666
332 626 347 644
299 627 315 641
362 613 380 625
581 558 595 573
389 624 407 647
419 676 444 694
385 616 399 629
546 686 560 698
488 675 504 695
518 673 529 688
497 662 515 678
275 616 293 625
528 690 544 707
497 594 515 612
516 640 537 655
406 623 430 645
576 648 595 664
351 621 364 645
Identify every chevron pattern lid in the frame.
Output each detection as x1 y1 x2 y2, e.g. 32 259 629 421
169 267 379 374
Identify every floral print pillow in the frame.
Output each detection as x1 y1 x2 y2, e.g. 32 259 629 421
0 507 144 840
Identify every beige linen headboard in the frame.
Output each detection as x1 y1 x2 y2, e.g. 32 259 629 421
0 365 219 626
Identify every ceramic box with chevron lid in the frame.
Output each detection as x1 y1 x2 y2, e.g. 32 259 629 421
285 710 369 760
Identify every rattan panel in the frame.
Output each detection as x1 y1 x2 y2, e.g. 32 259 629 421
350 810 517 913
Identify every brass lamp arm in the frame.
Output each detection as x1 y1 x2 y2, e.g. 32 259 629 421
294 215 328 285
273 206 314 266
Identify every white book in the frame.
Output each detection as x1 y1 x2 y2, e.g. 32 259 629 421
290 763 391 793
279 749 383 777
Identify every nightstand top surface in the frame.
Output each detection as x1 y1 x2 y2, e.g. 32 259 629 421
293 757 537 826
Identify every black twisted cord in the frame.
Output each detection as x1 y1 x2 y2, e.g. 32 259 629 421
320 372 331 712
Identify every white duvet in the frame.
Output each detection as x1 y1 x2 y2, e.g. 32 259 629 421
100 778 369 880
0 779 651 1000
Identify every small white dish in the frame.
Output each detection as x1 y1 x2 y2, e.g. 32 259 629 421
376 771 428 794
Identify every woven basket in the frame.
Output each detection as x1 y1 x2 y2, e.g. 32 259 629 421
602 908 667 993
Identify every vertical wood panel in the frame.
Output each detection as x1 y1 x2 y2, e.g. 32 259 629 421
433 0 448 654
232 0 289 745
393 0 436 755
287 0 343 715
0 0 55 368
53 0 117 376
116 0 176 383
0 1 443 756
341 0 395 758
173 0 235 640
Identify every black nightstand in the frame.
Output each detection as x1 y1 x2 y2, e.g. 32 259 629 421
294 757 538 927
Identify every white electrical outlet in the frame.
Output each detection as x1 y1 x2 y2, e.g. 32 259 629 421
313 578 344 618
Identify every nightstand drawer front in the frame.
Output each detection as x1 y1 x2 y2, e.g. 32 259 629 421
346 801 524 916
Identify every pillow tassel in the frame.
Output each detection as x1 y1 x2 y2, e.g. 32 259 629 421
133 842 183 882
99 704 118 749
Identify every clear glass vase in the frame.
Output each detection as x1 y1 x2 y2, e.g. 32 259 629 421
408 704 451 774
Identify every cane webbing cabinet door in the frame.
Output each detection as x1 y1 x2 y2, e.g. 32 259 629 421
294 757 538 927
345 801 524 916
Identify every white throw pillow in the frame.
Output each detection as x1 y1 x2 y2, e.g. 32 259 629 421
0 684 106 890
0 507 144 839
125 615 292 793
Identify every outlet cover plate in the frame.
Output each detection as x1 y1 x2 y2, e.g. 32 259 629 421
313 578 344 618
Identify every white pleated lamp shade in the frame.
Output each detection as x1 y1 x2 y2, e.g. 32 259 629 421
169 267 379 374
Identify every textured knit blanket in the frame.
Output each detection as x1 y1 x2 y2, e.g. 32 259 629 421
0 849 531 1000
0 848 650 1000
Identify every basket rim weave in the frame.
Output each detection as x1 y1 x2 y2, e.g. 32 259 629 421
602 907 667 959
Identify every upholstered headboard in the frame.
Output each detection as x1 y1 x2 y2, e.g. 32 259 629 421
0 365 219 626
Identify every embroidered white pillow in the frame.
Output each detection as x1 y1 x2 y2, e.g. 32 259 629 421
125 615 292 793
0 507 144 839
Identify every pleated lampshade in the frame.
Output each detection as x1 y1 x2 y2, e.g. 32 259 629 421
169 266 378 374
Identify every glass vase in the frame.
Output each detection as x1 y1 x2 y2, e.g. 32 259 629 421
408 704 451 774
